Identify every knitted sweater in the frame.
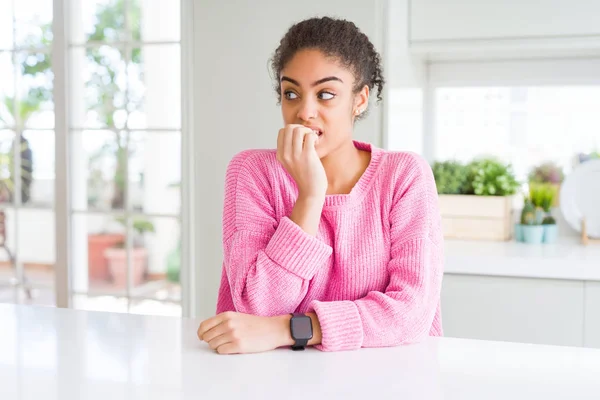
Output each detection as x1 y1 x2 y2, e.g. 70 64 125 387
216 140 444 352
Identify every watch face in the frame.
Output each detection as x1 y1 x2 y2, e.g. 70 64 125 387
291 316 313 340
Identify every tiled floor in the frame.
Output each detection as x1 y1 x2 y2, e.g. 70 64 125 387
0 268 182 317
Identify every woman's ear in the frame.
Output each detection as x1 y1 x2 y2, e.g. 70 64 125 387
353 85 370 116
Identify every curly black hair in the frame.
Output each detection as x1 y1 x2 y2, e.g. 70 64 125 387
270 16 385 115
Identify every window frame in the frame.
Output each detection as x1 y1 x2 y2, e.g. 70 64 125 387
51 0 195 316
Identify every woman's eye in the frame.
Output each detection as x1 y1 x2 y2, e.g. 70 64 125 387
284 91 298 100
319 92 335 100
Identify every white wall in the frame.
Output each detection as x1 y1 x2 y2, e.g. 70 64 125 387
384 0 428 156
192 0 386 317
409 0 600 42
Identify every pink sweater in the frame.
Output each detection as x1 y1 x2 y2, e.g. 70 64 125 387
216 140 444 352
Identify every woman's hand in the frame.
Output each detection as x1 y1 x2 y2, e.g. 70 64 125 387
276 124 328 199
197 312 293 355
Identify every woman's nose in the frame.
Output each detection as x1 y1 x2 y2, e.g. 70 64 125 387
296 99 318 121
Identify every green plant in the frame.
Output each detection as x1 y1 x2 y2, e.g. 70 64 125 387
529 183 557 212
528 162 564 185
520 199 538 225
431 160 469 195
0 24 52 204
529 183 558 226
85 0 143 210
463 158 520 196
113 217 155 248
0 137 33 203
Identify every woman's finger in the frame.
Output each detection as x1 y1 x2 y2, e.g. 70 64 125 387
283 124 296 162
276 128 285 162
207 332 233 351
201 320 231 343
197 312 232 340
303 131 318 153
292 126 310 160
216 342 238 355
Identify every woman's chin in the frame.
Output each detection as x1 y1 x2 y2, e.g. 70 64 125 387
315 146 327 159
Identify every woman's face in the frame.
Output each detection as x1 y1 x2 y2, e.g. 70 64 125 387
279 49 368 158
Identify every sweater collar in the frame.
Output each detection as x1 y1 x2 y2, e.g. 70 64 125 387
322 140 383 210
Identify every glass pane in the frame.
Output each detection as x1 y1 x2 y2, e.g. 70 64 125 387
0 208 55 306
16 208 55 306
434 86 600 181
0 130 16 205
0 207 15 291
128 131 180 214
0 52 16 128
136 0 181 42
14 0 53 49
0 1 14 49
71 0 127 45
71 46 127 129
16 51 53 129
71 212 127 297
22 130 54 207
127 45 181 130
72 130 127 211
131 216 180 304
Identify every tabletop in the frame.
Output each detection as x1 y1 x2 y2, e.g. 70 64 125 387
1 303 600 399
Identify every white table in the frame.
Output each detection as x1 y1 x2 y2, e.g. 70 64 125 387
1 304 600 400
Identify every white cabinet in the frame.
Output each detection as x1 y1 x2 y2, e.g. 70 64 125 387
441 274 586 347
410 0 600 42
585 282 600 348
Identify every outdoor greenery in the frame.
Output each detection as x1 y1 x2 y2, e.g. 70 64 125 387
86 0 143 210
0 24 52 204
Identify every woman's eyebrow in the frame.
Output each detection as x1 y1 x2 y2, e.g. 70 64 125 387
281 76 343 87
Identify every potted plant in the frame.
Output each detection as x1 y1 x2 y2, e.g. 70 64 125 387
576 151 600 165
0 136 33 204
85 145 124 282
517 184 558 244
432 160 469 195
518 199 545 244
104 217 155 288
434 157 521 241
528 162 564 206
530 183 558 244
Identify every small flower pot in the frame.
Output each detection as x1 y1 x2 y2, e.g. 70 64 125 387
543 224 559 244
522 225 544 244
514 223 524 242
535 209 546 224
104 247 148 288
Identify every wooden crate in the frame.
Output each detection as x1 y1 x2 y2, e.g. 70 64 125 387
438 195 514 241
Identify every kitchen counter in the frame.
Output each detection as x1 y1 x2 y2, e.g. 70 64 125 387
444 237 600 281
1 304 600 399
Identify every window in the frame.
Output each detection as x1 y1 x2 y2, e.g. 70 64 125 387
68 0 182 316
434 86 600 181
0 0 56 305
0 0 187 317
403 59 600 183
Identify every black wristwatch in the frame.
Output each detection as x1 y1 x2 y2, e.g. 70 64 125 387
289 313 313 351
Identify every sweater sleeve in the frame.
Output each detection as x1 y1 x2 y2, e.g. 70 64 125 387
309 154 444 351
221 151 333 316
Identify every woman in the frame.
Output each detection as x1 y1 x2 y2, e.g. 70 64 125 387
198 16 444 354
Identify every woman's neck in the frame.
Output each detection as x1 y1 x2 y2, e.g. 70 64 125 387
321 140 371 195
